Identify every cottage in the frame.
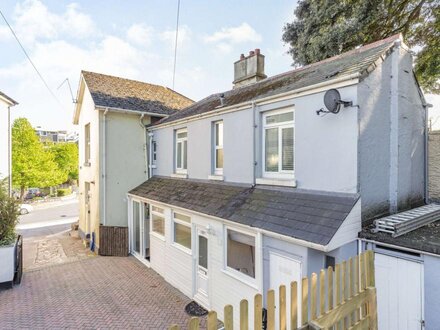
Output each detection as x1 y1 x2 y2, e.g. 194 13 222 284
0 91 18 195
73 71 193 251
127 35 435 329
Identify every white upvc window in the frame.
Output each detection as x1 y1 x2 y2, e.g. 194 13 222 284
225 228 256 280
172 211 192 252
84 123 91 165
213 121 224 175
152 141 157 166
262 109 294 178
175 129 188 173
151 205 165 238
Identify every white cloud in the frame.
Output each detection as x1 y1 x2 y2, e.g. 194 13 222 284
160 25 192 50
126 23 154 47
8 0 96 44
204 23 262 44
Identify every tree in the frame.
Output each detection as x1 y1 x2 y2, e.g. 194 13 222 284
50 143 79 183
0 179 19 246
12 118 64 199
282 0 439 94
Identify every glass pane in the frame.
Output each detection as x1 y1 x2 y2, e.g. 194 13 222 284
216 148 224 169
133 201 140 253
177 142 182 168
152 214 165 235
183 140 187 169
282 127 294 171
266 111 293 125
144 203 150 260
199 235 208 269
174 223 191 249
265 128 279 172
216 122 223 147
227 229 255 278
174 212 191 223
177 131 187 139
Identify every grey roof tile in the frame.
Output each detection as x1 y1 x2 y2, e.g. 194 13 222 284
81 71 193 115
129 177 359 245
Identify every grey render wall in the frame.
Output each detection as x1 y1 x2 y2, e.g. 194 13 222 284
152 84 359 194
428 131 440 201
103 111 149 227
357 46 425 223
395 47 425 210
423 255 440 328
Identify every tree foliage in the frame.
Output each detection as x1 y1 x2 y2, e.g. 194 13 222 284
282 0 439 93
0 179 19 246
12 118 64 198
50 143 79 183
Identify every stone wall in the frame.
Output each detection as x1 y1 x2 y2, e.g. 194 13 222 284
429 131 440 201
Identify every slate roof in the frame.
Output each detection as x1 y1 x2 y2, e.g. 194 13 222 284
359 221 440 255
156 34 400 126
81 71 194 116
129 176 359 245
0 91 18 105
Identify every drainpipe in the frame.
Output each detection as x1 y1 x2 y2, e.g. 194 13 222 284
138 114 148 179
102 108 109 226
252 101 257 186
148 131 154 179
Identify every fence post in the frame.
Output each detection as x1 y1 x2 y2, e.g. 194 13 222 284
207 311 217 330
267 289 275 330
301 277 308 326
279 285 287 330
240 299 248 330
224 305 233 330
189 317 199 330
319 270 325 317
254 294 262 330
327 267 334 312
311 273 317 320
291 281 298 330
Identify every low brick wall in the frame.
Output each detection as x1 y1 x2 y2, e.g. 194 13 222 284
429 131 440 202
99 225 129 257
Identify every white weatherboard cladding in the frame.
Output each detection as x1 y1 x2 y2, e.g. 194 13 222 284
0 100 9 181
375 253 423 330
152 85 358 193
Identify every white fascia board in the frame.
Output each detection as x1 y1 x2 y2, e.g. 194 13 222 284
126 192 327 251
149 73 360 131
95 105 168 118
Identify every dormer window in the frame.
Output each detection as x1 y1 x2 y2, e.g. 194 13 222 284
262 109 294 178
175 128 188 173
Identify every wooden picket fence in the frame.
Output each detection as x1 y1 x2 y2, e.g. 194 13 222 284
169 250 377 330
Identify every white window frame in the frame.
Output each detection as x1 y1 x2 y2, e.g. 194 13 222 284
213 121 224 175
84 123 91 166
172 211 192 254
262 108 295 179
152 141 157 166
175 128 188 174
150 204 165 240
223 226 258 286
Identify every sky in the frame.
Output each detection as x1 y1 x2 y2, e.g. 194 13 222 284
0 0 439 132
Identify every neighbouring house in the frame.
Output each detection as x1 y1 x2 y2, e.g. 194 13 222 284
73 71 193 252
0 91 18 195
127 34 437 329
35 128 79 143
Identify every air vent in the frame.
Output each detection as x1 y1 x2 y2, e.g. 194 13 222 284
372 204 440 237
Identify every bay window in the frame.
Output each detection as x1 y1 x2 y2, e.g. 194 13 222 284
263 109 294 177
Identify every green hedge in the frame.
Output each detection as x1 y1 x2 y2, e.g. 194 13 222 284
57 188 72 197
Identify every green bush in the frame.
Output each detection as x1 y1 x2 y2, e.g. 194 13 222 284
0 181 19 246
57 187 72 197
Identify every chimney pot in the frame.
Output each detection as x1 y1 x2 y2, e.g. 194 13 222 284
249 50 255 56
255 48 260 55
240 54 245 60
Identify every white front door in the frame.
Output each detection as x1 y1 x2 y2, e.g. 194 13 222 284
375 253 424 330
194 228 209 308
269 252 302 329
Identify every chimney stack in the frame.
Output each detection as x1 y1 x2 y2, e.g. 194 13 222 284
233 49 267 88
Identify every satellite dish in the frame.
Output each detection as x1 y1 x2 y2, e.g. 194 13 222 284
324 89 342 114
316 89 354 115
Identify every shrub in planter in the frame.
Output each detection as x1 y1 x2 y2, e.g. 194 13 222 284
0 181 20 285
57 187 71 197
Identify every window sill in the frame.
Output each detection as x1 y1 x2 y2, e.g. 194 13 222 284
171 242 192 255
208 175 224 181
220 268 259 290
171 173 188 179
151 232 166 241
256 178 297 187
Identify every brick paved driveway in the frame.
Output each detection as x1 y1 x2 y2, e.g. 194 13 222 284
0 256 200 329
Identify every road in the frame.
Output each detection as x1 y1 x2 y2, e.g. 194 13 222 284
17 199 79 231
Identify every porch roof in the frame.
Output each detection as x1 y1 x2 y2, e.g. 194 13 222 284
129 176 359 246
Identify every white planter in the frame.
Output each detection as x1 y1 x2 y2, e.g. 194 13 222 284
0 241 16 284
